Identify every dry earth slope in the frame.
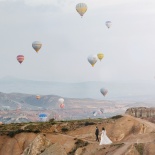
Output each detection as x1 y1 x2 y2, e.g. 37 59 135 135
0 115 155 155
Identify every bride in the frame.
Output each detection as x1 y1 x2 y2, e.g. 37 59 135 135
99 127 112 145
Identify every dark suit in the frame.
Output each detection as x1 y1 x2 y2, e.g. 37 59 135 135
95 127 99 141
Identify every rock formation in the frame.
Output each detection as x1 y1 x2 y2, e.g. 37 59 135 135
22 134 51 155
125 107 155 118
40 143 67 155
21 134 67 155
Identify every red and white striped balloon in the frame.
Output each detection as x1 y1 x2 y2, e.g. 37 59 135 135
17 55 24 64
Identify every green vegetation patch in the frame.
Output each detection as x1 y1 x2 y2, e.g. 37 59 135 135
110 115 123 119
7 129 40 138
24 122 52 131
61 127 69 132
110 143 124 148
84 121 95 126
135 143 144 155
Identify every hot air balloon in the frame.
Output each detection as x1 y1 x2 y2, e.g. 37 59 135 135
58 98 64 104
39 113 47 122
76 3 87 17
97 53 104 61
100 88 108 96
32 41 42 53
93 111 98 116
36 95 40 100
58 98 65 108
105 21 112 29
88 55 98 67
60 103 65 109
100 108 104 114
17 55 24 64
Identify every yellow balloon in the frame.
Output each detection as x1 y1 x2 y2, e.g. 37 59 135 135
97 53 104 61
76 3 87 17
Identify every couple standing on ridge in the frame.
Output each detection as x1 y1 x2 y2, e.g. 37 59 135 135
95 126 112 145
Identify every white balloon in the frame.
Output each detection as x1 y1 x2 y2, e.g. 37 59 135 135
32 41 42 52
100 88 108 96
87 55 98 67
93 111 98 116
105 21 112 28
58 98 64 104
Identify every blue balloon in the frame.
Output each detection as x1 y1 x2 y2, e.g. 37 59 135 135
39 113 47 118
39 113 47 122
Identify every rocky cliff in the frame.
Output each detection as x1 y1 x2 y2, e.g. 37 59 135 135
125 107 155 118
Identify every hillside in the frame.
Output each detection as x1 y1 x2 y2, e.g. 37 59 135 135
0 92 129 123
0 91 154 125
0 92 154 123
0 115 155 155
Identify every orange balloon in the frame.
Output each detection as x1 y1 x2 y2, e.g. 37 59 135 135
36 95 40 100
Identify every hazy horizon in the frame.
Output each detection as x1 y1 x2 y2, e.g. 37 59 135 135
0 76 155 102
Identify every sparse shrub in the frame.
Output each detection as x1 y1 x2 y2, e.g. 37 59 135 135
33 130 40 133
135 143 144 155
16 130 22 134
49 118 55 122
61 127 68 132
84 122 95 126
110 143 124 148
7 129 24 138
25 129 32 133
51 122 56 125
7 128 41 137
75 139 88 147
111 115 123 119
7 131 16 138
68 139 89 155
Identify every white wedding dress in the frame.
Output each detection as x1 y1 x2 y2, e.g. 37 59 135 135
99 130 112 145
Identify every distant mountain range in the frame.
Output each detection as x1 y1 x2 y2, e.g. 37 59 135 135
0 92 124 123
0 76 155 102
0 91 116 110
0 89 153 123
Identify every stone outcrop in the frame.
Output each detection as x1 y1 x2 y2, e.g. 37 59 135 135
22 134 51 155
40 143 67 155
21 134 67 155
125 107 155 118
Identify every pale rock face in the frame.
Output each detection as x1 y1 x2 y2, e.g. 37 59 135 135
125 144 140 155
21 134 67 155
22 134 51 155
40 143 67 155
125 107 155 118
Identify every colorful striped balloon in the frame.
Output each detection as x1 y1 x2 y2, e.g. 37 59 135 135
17 55 24 64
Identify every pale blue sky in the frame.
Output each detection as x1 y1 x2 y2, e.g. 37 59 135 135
0 0 155 82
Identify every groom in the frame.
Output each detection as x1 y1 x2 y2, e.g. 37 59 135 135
95 126 99 142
